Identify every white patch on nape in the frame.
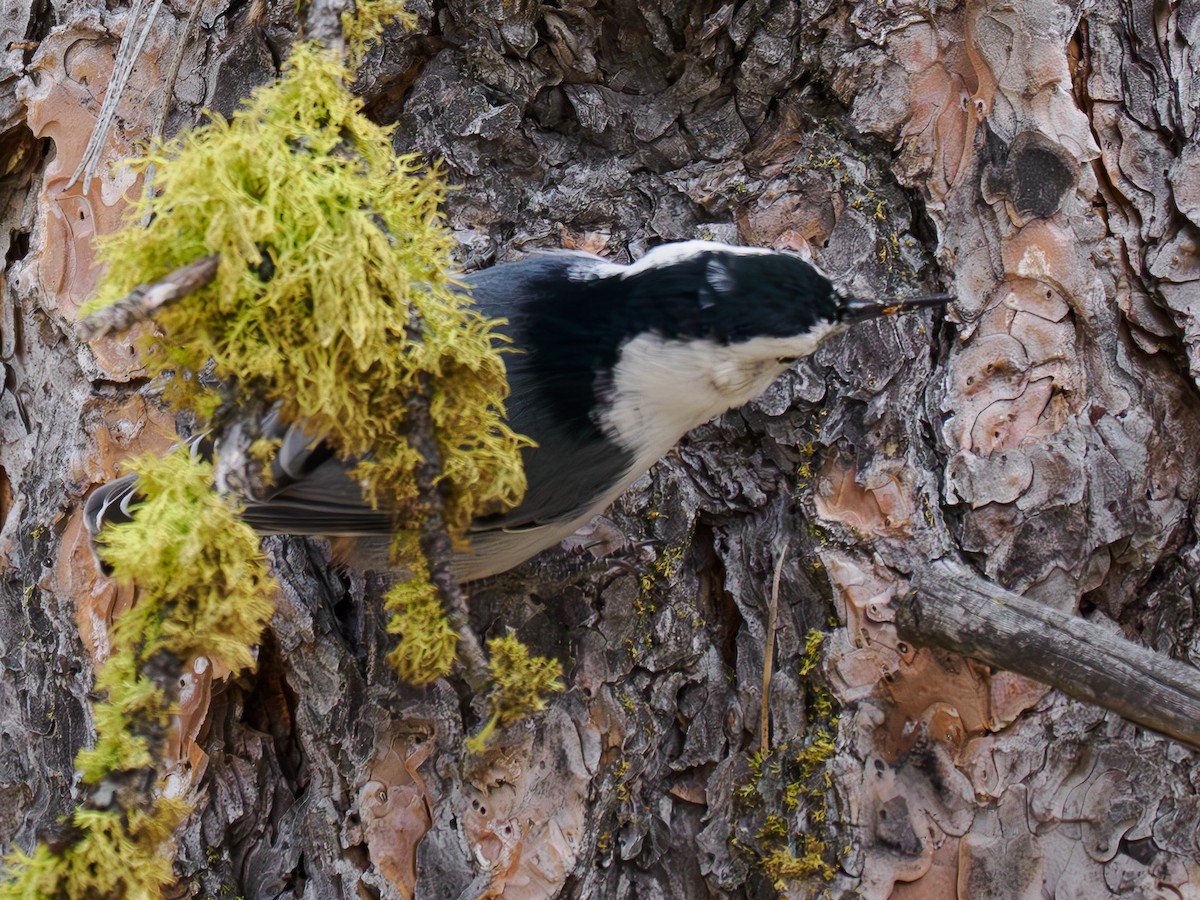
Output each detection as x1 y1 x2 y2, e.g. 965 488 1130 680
549 251 621 282
599 322 845 464
703 255 736 303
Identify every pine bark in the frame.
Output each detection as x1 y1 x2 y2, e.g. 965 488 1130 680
1 1 1198 897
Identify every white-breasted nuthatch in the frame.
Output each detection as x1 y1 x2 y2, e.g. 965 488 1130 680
85 240 947 581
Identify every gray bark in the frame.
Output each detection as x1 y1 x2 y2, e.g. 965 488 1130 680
1 0 1199 898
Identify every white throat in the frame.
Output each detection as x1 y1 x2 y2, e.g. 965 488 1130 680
598 325 841 466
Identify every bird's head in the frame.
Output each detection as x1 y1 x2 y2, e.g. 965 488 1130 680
589 242 948 454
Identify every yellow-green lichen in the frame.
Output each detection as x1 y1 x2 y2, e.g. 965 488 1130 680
383 535 458 684
613 759 632 803
638 544 683 596
92 449 277 675
83 41 530 544
798 628 826 677
467 635 564 752
762 839 836 889
734 629 840 893
1 803 192 900
342 0 412 67
1 448 275 898
628 542 686 656
74 651 165 782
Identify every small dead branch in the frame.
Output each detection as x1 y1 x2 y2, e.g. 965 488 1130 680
138 0 207 218
760 545 787 753
153 0 205 143
898 559 1200 750
75 254 219 341
68 0 167 191
403 307 489 691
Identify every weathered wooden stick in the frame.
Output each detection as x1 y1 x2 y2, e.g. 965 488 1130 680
760 545 787 752
76 254 219 340
897 559 1200 750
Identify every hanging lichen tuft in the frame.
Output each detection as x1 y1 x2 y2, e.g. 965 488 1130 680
467 635 566 752
384 533 460 684
341 0 411 66
0 449 276 898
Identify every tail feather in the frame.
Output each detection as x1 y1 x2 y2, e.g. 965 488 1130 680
83 472 141 539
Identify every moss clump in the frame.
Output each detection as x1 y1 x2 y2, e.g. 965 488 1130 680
0 449 275 898
342 0 412 66
83 41 530 542
90 449 277 676
383 535 458 684
1 803 191 900
798 628 826 677
467 635 564 752
384 579 458 684
734 629 840 894
762 840 836 888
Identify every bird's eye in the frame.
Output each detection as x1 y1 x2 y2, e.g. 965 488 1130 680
777 356 799 365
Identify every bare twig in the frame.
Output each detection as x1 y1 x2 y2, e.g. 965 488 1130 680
69 0 167 191
406 387 490 691
76 255 219 341
898 559 1200 750
760 545 787 753
152 0 204 143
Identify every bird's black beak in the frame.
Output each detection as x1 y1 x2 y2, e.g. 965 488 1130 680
837 292 953 323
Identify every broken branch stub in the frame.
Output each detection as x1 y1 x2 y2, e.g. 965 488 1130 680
76 254 219 341
897 559 1200 750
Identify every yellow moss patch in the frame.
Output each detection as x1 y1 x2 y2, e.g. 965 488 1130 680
1 802 192 900
762 838 836 888
384 536 458 684
93 449 278 675
467 635 564 752
734 628 841 893
83 41 530 542
343 0 413 66
1 449 276 898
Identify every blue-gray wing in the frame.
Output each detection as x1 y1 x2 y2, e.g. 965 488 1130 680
239 251 635 540
234 414 394 535
460 253 635 536
87 251 636 567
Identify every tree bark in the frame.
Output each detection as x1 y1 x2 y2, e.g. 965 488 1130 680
2 1 1198 898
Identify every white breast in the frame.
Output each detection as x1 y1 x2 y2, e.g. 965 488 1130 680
598 325 842 465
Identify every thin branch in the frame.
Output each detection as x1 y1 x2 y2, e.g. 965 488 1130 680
897 559 1200 750
152 0 205 143
402 308 489 691
68 0 167 191
139 0 207 219
760 545 787 753
76 255 219 341
405 380 490 691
